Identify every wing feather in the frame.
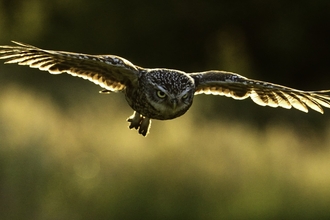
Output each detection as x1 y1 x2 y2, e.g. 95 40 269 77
0 41 141 92
190 71 330 114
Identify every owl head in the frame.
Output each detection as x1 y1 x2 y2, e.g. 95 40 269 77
143 69 195 120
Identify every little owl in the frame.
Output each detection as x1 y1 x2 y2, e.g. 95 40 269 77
1 41 329 136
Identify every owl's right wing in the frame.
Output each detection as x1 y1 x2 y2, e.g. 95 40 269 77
0 41 141 92
190 70 330 113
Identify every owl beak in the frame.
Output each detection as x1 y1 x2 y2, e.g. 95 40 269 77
170 99 178 110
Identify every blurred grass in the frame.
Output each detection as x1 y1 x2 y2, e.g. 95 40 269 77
1 84 330 220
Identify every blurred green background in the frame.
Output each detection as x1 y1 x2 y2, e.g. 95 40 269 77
1 0 330 219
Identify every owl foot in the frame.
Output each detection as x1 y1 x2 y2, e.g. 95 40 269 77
127 111 151 136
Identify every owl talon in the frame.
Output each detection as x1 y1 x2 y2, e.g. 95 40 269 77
127 111 142 129
127 111 151 136
138 118 151 136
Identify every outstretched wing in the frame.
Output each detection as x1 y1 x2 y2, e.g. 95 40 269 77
0 41 141 92
190 71 330 113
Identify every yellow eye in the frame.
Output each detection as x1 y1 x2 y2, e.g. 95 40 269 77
157 90 167 98
182 93 189 99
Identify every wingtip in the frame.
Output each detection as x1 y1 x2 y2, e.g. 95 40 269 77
11 40 23 45
10 41 36 48
318 108 324 114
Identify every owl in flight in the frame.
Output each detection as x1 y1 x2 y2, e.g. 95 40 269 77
1 41 330 136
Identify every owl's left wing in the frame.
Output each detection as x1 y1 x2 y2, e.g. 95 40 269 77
0 41 141 92
190 71 330 113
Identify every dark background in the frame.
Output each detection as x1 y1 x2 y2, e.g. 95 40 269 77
0 0 330 219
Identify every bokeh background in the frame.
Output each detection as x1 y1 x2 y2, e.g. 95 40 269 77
1 0 330 219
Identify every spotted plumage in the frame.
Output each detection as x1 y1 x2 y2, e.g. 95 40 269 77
1 41 330 136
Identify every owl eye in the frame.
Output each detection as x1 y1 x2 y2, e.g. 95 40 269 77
156 90 167 98
182 93 189 99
